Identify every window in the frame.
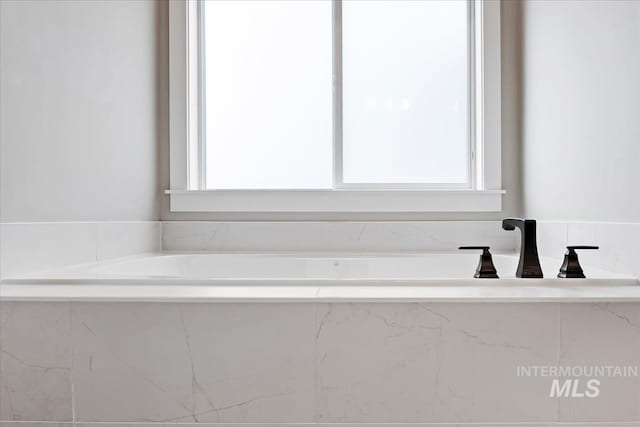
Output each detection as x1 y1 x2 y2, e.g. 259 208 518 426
341 0 469 187
204 0 333 189
168 0 503 212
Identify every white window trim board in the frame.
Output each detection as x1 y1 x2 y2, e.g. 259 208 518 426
166 189 505 213
167 0 503 213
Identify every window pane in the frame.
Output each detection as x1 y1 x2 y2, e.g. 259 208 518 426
204 0 332 189
342 0 469 185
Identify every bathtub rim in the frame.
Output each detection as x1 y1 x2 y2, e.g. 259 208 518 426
2 251 638 302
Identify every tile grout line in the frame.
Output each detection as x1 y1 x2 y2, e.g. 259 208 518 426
70 302 76 423
556 303 562 424
313 303 317 424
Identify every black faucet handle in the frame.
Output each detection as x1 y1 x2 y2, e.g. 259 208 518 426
566 245 599 251
558 245 599 278
459 246 491 252
459 246 499 278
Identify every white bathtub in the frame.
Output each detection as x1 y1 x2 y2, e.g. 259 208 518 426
1 252 639 302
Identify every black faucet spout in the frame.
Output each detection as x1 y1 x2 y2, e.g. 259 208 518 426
502 218 544 278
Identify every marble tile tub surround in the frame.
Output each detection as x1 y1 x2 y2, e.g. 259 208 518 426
0 222 161 278
1 220 637 279
161 220 639 278
2 302 639 424
536 221 640 278
161 221 517 253
0 303 72 421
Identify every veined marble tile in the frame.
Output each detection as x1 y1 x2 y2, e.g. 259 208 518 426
0 423 71 427
315 303 444 423
315 303 559 423
431 304 560 422
0 222 96 279
318 424 559 427
0 224 23 278
0 302 72 421
0 221 161 279
71 303 194 422
568 222 640 278
476 220 519 252
71 303 316 423
161 221 516 253
558 423 640 427
69 424 561 427
558 303 640 422
0 424 585 427
537 221 569 259
73 424 316 427
96 222 161 260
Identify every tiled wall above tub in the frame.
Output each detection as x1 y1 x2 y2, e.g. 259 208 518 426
161 221 518 253
0 222 161 278
536 221 640 278
2 220 637 279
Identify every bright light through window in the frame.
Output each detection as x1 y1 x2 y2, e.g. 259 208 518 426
202 0 470 190
204 0 333 189
342 0 469 184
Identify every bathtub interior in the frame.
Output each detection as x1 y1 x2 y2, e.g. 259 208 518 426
6 252 635 282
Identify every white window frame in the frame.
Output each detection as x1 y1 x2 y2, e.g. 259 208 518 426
167 0 504 213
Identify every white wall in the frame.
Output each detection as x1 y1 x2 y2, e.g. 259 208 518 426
0 0 159 222
521 0 640 222
9 0 639 224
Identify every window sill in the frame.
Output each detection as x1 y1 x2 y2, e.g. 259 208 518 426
166 189 505 213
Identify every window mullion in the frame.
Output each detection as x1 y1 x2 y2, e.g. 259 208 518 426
187 0 201 190
468 0 478 191
198 0 207 190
